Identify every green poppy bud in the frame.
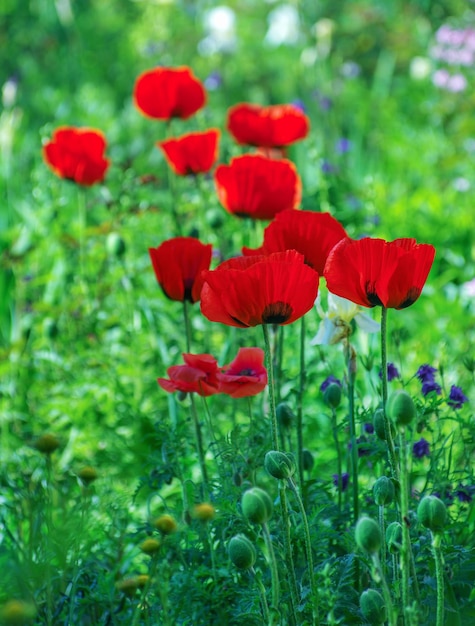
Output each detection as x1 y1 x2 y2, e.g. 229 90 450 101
373 476 395 506
276 403 294 429
359 589 387 625
386 521 402 554
242 487 273 525
106 232 126 258
228 534 256 570
417 495 447 534
33 433 60 455
355 516 382 554
264 450 296 479
302 449 314 472
323 382 342 408
386 390 416 427
373 408 396 441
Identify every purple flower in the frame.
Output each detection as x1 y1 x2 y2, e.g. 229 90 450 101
349 436 371 457
332 472 349 491
320 375 342 393
291 98 306 113
204 71 222 90
321 160 338 175
413 438 430 459
448 385 468 409
422 380 442 396
364 423 375 435
455 485 474 503
335 138 352 154
379 363 400 382
416 364 438 383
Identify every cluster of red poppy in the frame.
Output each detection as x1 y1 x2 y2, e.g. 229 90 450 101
158 348 267 398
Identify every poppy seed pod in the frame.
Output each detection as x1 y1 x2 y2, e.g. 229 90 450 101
373 408 396 441
264 450 296 479
242 487 273 524
417 495 447 534
276 403 295 429
302 449 315 472
355 516 382 554
373 476 395 506
228 534 256 570
77 466 98 486
386 521 403 554
323 382 342 408
359 589 387 625
386 390 416 426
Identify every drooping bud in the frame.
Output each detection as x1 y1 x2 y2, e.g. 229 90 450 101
33 433 60 455
153 514 178 535
242 487 273 525
276 403 294 429
228 534 256 570
386 522 402 554
355 516 382 555
77 466 98 486
373 476 395 506
417 495 447 534
359 589 387 625
323 382 342 408
264 450 296 479
386 390 416 427
192 503 216 522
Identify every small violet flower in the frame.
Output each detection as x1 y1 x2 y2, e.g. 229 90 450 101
422 380 442 396
379 363 400 382
416 364 438 383
447 385 468 409
320 375 342 393
332 472 349 492
413 438 430 459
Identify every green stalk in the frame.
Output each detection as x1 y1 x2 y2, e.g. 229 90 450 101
380 307 399 479
346 340 359 523
77 187 86 282
279 483 300 624
262 324 279 451
288 477 319 624
250 567 270 624
379 505 387 579
371 553 397 626
262 522 281 624
296 315 306 487
190 394 210 499
399 430 411 622
331 406 342 515
431 532 445 626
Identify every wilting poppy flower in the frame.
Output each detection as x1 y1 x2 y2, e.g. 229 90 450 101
227 103 310 148
158 129 220 176
217 347 267 398
158 353 219 396
149 237 212 304
242 209 346 274
43 127 110 186
324 237 436 309
214 154 301 220
134 66 206 120
200 250 319 327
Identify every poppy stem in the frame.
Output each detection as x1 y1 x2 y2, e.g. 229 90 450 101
183 300 192 353
189 393 210 500
331 405 342 515
262 323 279 451
399 429 412 622
77 187 86 282
296 315 305 487
345 340 359 524
380 307 399 479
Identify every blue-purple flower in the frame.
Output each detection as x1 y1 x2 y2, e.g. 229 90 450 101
320 375 342 393
422 380 442 396
379 363 400 382
447 385 468 409
332 472 349 491
413 438 430 459
416 364 438 383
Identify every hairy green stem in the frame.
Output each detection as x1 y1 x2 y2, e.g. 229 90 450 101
279 484 300 624
262 522 281 625
381 307 399 479
432 533 445 626
296 316 306 487
399 431 411 623
250 567 270 624
263 324 279 451
190 394 210 499
288 477 319 624
345 340 359 523
371 553 397 626
331 406 342 515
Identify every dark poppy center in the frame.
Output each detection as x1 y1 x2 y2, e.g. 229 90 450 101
398 287 421 309
183 278 194 302
238 368 255 376
365 281 382 306
262 301 293 324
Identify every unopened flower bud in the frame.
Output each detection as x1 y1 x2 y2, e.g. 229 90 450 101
373 408 396 441
264 450 296 479
153 514 178 535
242 487 273 525
77 466 98 486
115 578 138 597
386 521 402 554
228 534 256 570
0 600 36 624
302 449 314 472
373 476 395 506
276 403 294 429
33 433 60 455
417 495 447 534
359 589 387 625
136 574 150 588
386 390 416 426
323 382 342 408
355 516 382 554
193 503 215 522
140 538 161 555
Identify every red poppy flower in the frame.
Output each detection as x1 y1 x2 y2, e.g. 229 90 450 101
214 154 301 220
158 353 219 396
42 127 110 186
227 103 310 148
133 66 206 120
242 209 347 274
324 237 436 309
149 237 212 304
200 250 319 327
217 347 267 398
158 129 220 176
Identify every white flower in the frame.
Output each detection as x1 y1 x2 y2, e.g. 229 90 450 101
311 292 380 346
199 6 237 55
265 5 300 46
